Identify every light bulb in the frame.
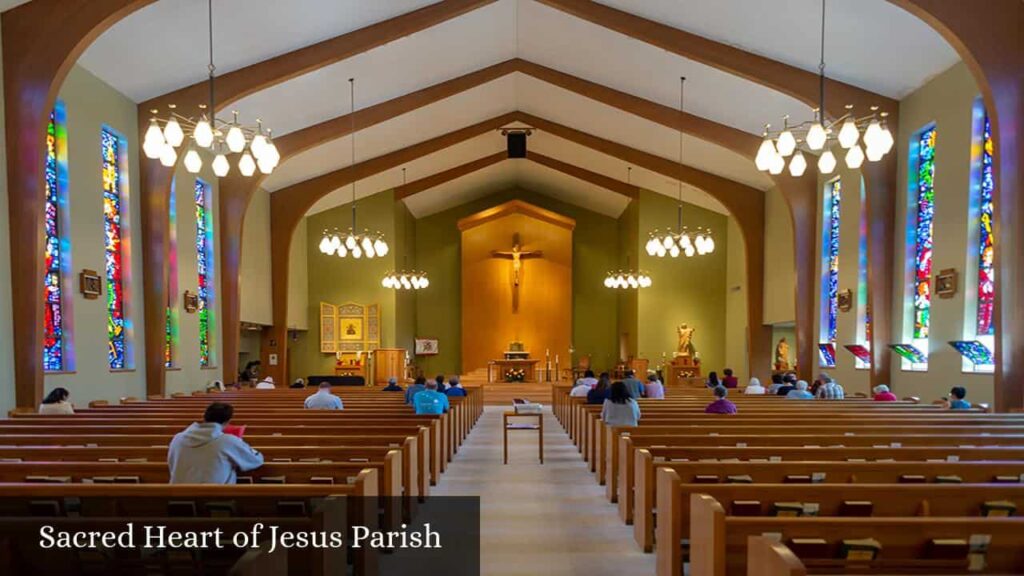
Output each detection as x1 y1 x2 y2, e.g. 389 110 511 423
845 144 865 169
352 245 362 259
163 117 185 147
401 276 412 289
329 234 341 252
685 245 695 257
768 152 785 175
382 277 392 288
375 238 389 257
183 148 203 174
257 156 274 175
662 235 675 249
705 236 715 253
238 152 256 177
645 238 658 256
680 234 692 249
776 130 797 157
878 125 894 154
669 244 680 258
264 143 280 167
410 276 421 289
212 153 230 177
865 144 885 162
788 151 807 177
193 117 214 148
818 149 837 174
639 276 652 288
336 244 347 258
144 119 166 159
864 118 883 149
604 276 613 288
364 243 376 259
655 244 666 258
225 125 246 153
159 143 178 167
420 277 429 289
755 137 777 171
806 122 827 150
345 234 357 250
628 276 639 288
360 235 373 252
318 236 333 255
250 134 269 158
838 117 860 149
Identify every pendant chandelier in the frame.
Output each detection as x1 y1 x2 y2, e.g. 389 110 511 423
604 256 651 289
382 169 428 289
142 0 279 177
645 77 714 258
754 0 893 177
318 78 389 259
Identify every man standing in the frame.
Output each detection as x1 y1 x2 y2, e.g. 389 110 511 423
304 382 344 410
413 381 450 415
167 403 264 484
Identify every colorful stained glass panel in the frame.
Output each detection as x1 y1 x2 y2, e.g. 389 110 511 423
976 114 995 336
43 108 65 371
822 180 841 352
102 128 127 369
913 127 936 340
195 179 213 367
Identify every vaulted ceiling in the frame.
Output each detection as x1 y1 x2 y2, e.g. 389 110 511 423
73 0 960 219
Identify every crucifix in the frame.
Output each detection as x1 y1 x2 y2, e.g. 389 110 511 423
491 233 543 311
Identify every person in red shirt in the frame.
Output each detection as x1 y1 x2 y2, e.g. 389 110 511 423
873 384 898 402
705 386 737 414
721 368 739 389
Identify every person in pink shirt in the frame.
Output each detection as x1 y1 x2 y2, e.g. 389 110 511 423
873 384 898 402
644 374 665 399
705 386 737 414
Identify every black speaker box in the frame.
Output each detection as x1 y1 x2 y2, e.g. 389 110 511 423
507 132 527 158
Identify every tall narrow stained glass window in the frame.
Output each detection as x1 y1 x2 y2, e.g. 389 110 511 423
976 113 995 337
195 178 214 367
912 126 936 343
44 105 70 371
165 178 179 368
855 181 871 368
820 179 841 361
102 127 128 369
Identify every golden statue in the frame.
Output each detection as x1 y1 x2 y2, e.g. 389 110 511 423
775 337 791 370
676 324 696 358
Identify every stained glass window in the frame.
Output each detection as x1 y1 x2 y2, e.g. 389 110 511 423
976 113 995 337
44 106 68 371
102 128 128 369
820 179 841 365
912 126 936 341
166 179 178 368
195 178 214 367
855 181 871 368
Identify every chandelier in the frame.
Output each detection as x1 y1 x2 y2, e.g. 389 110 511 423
754 0 893 177
645 77 714 258
603 269 652 289
381 271 429 290
318 78 389 259
142 0 279 177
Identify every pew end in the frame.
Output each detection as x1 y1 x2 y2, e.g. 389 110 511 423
746 536 806 576
228 539 287 576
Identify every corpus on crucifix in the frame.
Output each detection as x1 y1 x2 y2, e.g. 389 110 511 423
492 233 543 311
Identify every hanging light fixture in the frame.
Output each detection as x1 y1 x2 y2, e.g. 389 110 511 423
318 78 389 259
645 77 714 258
142 0 278 177
603 256 651 289
381 168 428 289
753 0 893 176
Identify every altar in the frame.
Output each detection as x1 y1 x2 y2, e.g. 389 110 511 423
488 358 541 383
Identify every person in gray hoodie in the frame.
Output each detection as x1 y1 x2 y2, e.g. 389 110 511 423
167 402 264 484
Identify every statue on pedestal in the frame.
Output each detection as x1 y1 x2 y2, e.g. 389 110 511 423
676 324 697 359
774 337 791 370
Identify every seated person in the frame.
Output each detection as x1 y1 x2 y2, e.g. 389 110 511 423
434 374 447 393
706 371 721 389
576 369 599 389
644 374 665 399
254 376 275 390
167 402 264 484
601 381 640 426
785 380 814 399
743 377 765 395
775 373 797 396
622 370 645 399
304 382 344 410
587 375 611 405
705 385 737 414
445 377 467 397
39 387 74 415
289 378 305 389
948 386 971 410
413 381 450 415
815 374 845 399
873 384 898 402
766 373 785 394
721 368 739 389
405 376 427 405
382 377 404 392
570 378 591 397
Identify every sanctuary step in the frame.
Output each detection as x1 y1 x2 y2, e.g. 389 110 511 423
461 371 554 407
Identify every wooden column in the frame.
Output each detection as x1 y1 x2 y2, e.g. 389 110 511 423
862 156 898 391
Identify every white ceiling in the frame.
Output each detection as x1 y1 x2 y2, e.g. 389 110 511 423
73 0 961 221
595 0 960 99
0 0 29 13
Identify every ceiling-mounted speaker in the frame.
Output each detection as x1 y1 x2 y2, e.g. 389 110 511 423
507 132 527 158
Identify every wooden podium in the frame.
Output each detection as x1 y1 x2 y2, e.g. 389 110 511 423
373 348 406 386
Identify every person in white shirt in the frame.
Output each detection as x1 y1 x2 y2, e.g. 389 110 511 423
743 377 766 395
254 376 276 390
569 379 591 397
644 374 665 399
304 382 344 410
38 387 74 415
576 370 599 388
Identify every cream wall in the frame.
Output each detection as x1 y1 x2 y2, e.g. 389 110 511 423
890 62 992 404
240 187 272 326
762 185 795 326
0 26 14 415
288 216 309 330
724 217 749 382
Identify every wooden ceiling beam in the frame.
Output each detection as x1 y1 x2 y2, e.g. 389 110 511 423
526 150 639 199
394 151 507 200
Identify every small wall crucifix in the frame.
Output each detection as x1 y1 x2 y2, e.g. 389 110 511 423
491 233 543 311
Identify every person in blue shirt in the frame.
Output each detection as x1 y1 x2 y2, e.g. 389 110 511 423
445 376 467 397
304 382 344 410
382 377 403 392
785 380 814 400
405 376 427 405
948 386 971 410
413 381 450 415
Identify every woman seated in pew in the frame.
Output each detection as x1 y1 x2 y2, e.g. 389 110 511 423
382 377 404 392
601 381 641 426
445 376 467 397
766 373 785 394
721 368 738 389
873 384 898 402
743 377 765 395
706 371 721 389
570 377 592 397
705 385 737 414
38 387 74 415
948 386 971 410
587 373 612 405
644 374 665 399
304 382 344 410
254 376 276 390
167 402 264 484
775 373 797 396
785 380 815 400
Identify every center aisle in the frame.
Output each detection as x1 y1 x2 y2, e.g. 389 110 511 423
432 406 657 575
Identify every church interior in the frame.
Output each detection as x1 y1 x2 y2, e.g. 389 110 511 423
0 1 1022 575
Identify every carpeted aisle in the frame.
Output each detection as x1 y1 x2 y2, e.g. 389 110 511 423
431 406 657 575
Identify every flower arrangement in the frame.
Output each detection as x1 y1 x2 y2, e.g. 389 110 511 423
504 368 526 382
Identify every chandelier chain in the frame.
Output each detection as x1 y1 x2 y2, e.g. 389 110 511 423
817 0 826 123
